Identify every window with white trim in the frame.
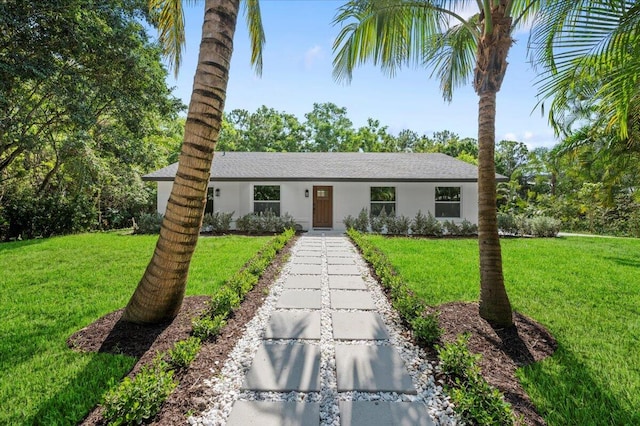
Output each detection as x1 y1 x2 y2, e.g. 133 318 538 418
370 187 396 216
435 187 461 218
254 185 280 215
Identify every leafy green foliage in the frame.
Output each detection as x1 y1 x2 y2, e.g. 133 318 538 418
209 288 241 318
411 210 441 236
192 315 227 340
202 211 234 233
437 335 513 425
354 208 369 233
236 211 297 234
102 359 177 426
386 215 410 235
166 337 201 370
369 209 388 233
0 0 184 240
133 213 164 235
411 314 441 346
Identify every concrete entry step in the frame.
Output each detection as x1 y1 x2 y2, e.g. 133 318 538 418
284 275 322 289
335 345 416 393
331 290 376 310
326 250 355 258
276 290 321 309
339 401 434 426
265 311 321 340
332 312 388 340
242 343 321 392
227 401 320 426
329 276 367 290
296 250 323 257
328 264 361 275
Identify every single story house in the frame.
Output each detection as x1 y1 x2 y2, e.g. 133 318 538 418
143 151 505 231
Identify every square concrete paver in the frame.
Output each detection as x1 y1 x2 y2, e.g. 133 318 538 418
227 401 320 426
276 290 321 309
334 345 416 393
327 257 356 265
329 276 367 290
242 344 321 391
297 250 322 257
284 275 322 289
292 256 322 264
265 311 321 339
331 290 376 310
339 401 434 426
328 264 360 275
327 250 354 258
290 264 322 275
332 312 388 340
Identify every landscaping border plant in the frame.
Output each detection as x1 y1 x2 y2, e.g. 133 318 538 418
347 229 514 425
101 229 296 425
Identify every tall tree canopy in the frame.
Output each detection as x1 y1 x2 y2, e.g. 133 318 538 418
0 0 183 240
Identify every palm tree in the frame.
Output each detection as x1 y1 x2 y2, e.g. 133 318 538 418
333 0 544 327
122 0 264 324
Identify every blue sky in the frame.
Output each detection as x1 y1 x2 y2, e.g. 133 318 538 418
165 1 557 149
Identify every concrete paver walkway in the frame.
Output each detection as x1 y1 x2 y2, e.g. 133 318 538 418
226 235 436 426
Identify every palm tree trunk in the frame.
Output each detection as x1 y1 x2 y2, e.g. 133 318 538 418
474 3 513 328
122 0 239 324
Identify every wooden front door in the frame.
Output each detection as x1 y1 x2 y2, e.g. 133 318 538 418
313 186 333 228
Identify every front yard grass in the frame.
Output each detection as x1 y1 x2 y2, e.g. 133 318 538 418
0 232 270 425
364 235 640 425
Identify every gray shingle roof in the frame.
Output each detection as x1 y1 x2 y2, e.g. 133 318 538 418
143 152 506 182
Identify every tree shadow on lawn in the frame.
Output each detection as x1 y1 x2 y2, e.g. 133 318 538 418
605 256 640 269
518 342 639 425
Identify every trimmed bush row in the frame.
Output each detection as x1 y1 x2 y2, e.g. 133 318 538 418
102 229 296 425
235 211 297 234
347 229 514 425
497 212 561 237
344 209 478 237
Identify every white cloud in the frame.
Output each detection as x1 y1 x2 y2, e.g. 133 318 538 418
524 131 534 140
304 45 324 70
504 132 517 140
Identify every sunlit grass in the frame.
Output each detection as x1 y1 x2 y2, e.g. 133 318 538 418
364 235 640 425
0 232 269 425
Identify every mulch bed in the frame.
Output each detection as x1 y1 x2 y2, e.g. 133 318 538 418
70 235 556 425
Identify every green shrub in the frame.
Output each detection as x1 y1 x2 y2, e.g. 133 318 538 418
236 211 297 233
354 208 369 233
343 215 356 230
167 337 201 370
437 333 481 381
209 287 241 317
387 215 410 235
275 213 297 232
202 211 234 233
370 209 388 233
133 213 163 235
227 270 259 297
102 360 177 426
529 216 561 237
411 313 441 346
412 211 442 236
392 292 424 323
497 212 517 235
443 220 461 236
192 315 227 340
459 219 478 236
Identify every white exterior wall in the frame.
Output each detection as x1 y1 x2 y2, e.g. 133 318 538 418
155 180 478 231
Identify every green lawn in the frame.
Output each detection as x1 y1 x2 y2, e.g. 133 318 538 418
0 232 269 425
364 235 640 425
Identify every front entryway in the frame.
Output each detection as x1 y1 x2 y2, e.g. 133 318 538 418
312 186 333 228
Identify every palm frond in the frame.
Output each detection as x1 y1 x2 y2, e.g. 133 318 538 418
243 0 265 76
332 0 479 98
149 0 197 77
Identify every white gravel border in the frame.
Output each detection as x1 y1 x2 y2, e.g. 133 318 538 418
188 235 458 426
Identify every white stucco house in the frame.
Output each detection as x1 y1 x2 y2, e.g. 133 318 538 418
143 151 504 231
